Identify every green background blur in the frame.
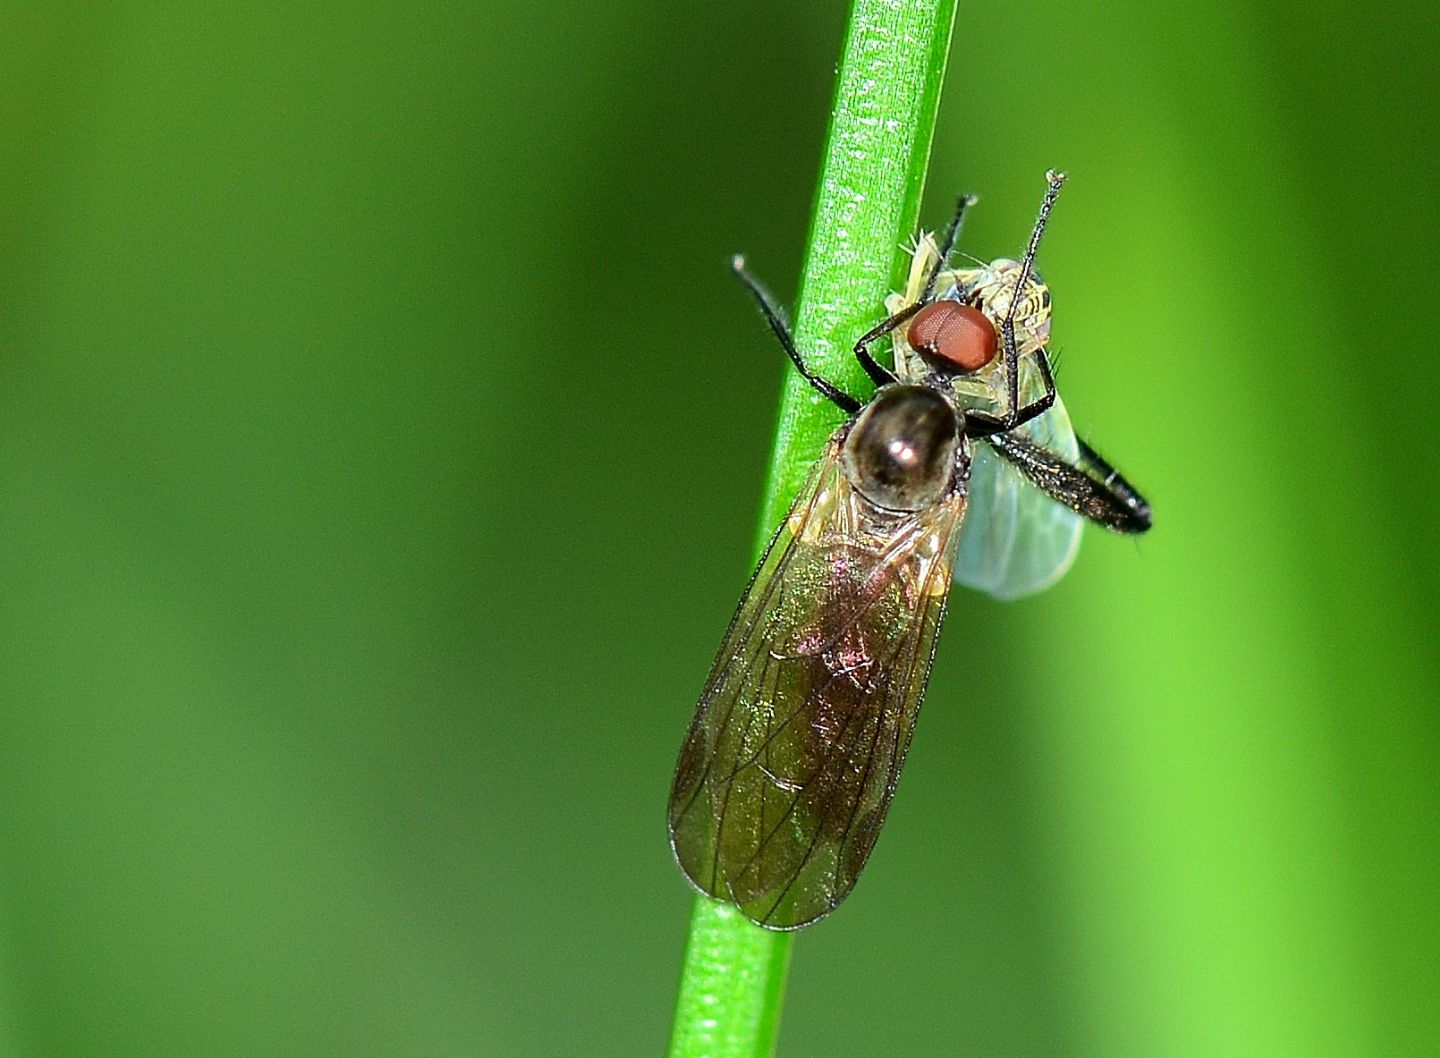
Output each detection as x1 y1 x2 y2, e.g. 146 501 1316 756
2 2 1436 1056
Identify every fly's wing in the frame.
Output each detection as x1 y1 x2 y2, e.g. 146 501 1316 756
668 438 966 929
955 362 1083 600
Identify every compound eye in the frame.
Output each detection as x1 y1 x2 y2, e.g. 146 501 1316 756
906 301 997 373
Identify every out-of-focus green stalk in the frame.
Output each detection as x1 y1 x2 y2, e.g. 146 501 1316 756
665 1 957 1055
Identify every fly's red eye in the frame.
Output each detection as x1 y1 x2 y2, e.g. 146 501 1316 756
905 301 997 373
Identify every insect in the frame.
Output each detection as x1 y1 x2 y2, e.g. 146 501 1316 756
668 171 1151 930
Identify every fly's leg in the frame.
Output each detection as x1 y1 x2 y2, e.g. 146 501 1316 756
732 255 861 414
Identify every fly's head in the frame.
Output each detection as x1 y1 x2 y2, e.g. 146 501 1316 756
840 384 967 512
905 298 999 375
889 247 1055 415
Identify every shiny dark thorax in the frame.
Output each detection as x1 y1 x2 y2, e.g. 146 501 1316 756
840 383 967 512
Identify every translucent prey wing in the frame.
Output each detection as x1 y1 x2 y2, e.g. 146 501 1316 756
668 437 966 930
956 372 1083 600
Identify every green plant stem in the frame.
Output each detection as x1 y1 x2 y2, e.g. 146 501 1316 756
665 1 958 1056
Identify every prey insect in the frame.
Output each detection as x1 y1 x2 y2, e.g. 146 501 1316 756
668 172 1151 930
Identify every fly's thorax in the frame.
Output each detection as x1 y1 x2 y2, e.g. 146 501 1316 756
840 385 965 512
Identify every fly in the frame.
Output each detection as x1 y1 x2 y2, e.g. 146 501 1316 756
668 172 1151 930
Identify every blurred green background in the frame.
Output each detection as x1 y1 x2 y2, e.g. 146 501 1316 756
2 2 1436 1056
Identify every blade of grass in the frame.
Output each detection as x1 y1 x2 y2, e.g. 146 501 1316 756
665 1 958 1055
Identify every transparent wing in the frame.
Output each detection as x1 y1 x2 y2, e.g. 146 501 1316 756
668 437 966 929
955 382 1083 601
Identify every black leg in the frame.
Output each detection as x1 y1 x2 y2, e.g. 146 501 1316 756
997 315 1025 432
851 303 924 388
965 348 1058 438
970 171 1067 436
731 255 861 415
1004 170 1066 343
919 193 978 304
986 431 1152 534
1075 437 1152 527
